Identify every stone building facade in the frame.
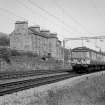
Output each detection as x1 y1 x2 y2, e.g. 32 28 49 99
10 21 64 60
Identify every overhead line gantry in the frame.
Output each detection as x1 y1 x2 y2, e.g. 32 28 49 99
63 35 105 48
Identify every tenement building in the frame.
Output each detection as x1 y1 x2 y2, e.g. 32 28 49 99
10 21 64 60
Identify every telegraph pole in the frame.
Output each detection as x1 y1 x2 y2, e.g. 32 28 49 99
63 40 65 67
81 38 84 47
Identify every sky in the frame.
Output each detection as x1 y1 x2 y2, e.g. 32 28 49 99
0 0 105 51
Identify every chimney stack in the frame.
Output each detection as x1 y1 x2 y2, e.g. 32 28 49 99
15 21 28 33
40 30 50 34
30 25 40 32
50 32 57 38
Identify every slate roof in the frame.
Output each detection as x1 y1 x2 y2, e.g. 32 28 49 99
28 27 57 38
72 46 98 53
72 47 105 55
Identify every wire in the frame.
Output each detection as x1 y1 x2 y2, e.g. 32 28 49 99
27 0 81 33
15 0 75 34
54 1 93 35
16 0 64 33
15 0 48 21
0 7 26 20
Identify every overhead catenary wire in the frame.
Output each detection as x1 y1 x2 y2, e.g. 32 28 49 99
0 7 26 20
64 35 105 41
54 1 94 35
0 0 79 38
54 0 105 49
27 0 82 34
15 0 71 34
15 0 79 34
15 0 48 22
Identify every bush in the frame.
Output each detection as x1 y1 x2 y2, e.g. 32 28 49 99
0 36 9 46
11 49 38 57
0 47 11 63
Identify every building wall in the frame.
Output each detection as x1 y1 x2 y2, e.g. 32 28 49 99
56 41 64 61
58 46 63 60
42 37 48 56
48 38 57 58
10 21 64 61
30 33 49 56
10 21 33 52
10 32 33 51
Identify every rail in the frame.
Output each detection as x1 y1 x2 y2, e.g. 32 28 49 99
0 71 77 96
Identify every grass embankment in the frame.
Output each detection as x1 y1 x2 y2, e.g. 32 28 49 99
0 72 105 105
44 72 105 105
0 48 66 71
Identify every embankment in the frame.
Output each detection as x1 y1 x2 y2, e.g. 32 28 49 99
0 71 105 105
0 55 67 71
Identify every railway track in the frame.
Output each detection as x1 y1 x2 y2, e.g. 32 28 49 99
0 69 71 80
0 71 78 96
0 68 103 96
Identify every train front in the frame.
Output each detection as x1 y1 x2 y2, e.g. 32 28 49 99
71 47 90 73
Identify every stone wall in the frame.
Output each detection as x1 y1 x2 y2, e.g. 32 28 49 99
0 55 68 72
10 21 65 61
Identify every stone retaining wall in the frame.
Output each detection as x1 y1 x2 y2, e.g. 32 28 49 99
0 55 71 71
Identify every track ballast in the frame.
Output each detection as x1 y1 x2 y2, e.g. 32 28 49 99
0 71 78 96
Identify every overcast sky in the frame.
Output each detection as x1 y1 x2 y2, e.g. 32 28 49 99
0 0 105 50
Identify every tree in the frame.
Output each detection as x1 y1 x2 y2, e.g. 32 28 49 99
0 48 11 64
0 36 9 46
